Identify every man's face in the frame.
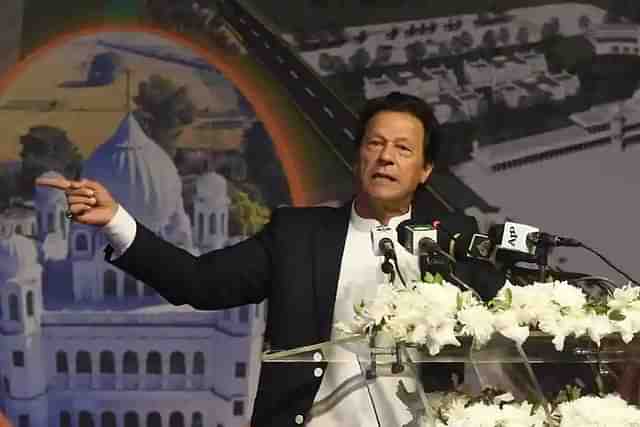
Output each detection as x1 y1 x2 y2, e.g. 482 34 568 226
355 110 432 208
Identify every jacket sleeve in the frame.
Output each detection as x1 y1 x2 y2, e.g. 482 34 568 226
104 209 282 310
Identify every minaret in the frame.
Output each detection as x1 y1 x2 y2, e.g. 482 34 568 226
0 226 48 426
34 171 69 258
192 172 230 252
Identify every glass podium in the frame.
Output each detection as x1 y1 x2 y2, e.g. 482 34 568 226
262 333 640 425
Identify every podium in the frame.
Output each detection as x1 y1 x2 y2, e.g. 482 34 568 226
262 332 640 425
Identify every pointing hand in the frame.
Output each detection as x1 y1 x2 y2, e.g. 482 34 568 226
35 176 119 226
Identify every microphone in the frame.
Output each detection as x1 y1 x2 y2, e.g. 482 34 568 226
430 218 495 263
398 219 485 300
371 225 402 284
489 222 582 253
489 221 539 255
396 220 439 256
452 232 496 262
527 231 581 248
371 225 395 257
397 220 454 279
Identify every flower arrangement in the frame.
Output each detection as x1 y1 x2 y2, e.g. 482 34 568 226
418 387 640 427
335 274 640 354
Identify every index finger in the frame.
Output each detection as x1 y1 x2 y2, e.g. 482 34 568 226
35 176 71 190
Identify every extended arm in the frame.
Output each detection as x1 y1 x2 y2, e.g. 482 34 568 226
36 175 276 310
105 213 276 310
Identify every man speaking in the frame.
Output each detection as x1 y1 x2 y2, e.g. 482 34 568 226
38 92 502 426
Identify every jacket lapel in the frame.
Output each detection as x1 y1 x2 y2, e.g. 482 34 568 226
311 203 351 341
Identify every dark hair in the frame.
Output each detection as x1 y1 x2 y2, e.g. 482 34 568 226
355 91 441 166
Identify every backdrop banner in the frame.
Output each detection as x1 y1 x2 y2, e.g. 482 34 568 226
0 1 639 426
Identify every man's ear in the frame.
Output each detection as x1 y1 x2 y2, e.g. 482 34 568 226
420 162 433 184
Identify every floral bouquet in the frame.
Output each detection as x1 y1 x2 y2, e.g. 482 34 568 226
335 274 640 354
412 386 640 427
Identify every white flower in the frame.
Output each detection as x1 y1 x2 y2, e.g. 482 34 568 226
423 318 461 355
337 277 640 358
612 316 635 344
585 313 615 347
551 280 587 309
493 310 530 347
610 286 640 311
555 394 640 426
439 400 545 427
457 305 495 347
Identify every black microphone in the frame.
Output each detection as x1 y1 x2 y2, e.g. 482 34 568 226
397 219 453 278
527 231 581 248
371 225 396 257
430 217 495 263
489 222 582 251
379 237 395 259
398 219 486 300
396 219 449 257
371 225 401 284
451 232 496 262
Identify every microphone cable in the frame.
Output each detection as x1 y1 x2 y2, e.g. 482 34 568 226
390 254 408 288
578 242 640 286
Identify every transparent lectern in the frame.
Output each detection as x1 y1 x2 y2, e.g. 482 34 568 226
262 332 640 426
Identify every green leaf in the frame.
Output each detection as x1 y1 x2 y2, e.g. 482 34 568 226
354 300 366 316
609 309 626 321
488 298 509 313
423 272 435 283
457 293 463 311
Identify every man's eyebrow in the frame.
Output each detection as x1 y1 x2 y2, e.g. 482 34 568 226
365 131 385 140
365 132 411 142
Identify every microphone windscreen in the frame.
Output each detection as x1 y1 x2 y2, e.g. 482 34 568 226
371 225 394 256
396 219 416 248
488 224 505 246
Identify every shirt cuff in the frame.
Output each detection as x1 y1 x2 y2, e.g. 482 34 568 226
101 205 137 258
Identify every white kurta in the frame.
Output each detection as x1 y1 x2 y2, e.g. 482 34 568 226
308 204 422 427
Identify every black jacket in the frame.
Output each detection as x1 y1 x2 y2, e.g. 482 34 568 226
106 200 504 426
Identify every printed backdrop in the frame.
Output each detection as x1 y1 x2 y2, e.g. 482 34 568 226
0 1 639 426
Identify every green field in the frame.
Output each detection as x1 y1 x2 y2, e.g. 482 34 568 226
243 0 612 32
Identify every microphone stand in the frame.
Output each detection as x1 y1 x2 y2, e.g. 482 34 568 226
419 243 484 301
533 242 550 282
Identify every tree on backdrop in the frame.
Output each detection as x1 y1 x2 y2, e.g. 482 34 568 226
133 74 196 158
18 126 83 197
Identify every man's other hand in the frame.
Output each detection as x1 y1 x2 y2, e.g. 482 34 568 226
35 176 118 226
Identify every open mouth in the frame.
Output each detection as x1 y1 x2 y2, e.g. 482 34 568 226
371 172 397 182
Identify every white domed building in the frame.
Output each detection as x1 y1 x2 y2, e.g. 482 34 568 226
82 114 186 233
0 114 265 427
0 228 48 426
70 113 196 303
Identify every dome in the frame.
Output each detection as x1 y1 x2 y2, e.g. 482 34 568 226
194 171 229 208
82 114 183 228
34 170 66 208
0 231 39 280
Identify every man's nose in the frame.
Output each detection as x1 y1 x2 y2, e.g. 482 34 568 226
378 144 395 163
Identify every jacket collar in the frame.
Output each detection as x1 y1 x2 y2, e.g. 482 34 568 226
311 202 350 341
